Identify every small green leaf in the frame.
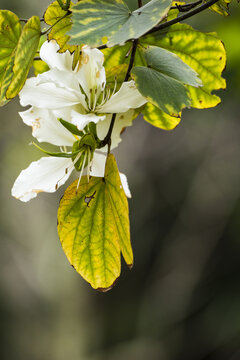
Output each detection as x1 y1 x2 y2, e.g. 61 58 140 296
58 154 133 290
44 0 76 53
6 16 41 99
141 24 226 109
69 0 172 47
131 65 191 115
0 10 22 106
142 102 181 130
59 118 84 136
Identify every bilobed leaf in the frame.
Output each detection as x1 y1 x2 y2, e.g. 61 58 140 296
142 102 181 130
108 0 172 47
141 45 202 87
58 154 133 291
141 24 226 109
6 16 41 99
44 1 76 53
0 10 22 106
69 0 172 47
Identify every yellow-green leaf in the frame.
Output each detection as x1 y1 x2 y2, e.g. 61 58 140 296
44 0 76 53
33 59 49 76
6 16 41 99
142 102 181 130
141 23 226 109
69 0 172 47
58 154 133 291
0 10 22 106
208 0 231 16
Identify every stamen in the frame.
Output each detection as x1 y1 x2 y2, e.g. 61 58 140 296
55 151 83 190
112 76 118 97
92 88 98 110
87 147 91 183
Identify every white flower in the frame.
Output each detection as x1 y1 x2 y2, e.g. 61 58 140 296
12 41 147 202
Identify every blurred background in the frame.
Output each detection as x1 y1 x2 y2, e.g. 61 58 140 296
0 0 240 359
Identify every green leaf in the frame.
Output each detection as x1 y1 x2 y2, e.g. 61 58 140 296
58 154 133 290
44 0 77 53
0 10 22 106
69 0 129 47
6 16 41 99
69 0 172 47
140 45 202 87
141 23 226 109
142 102 181 130
131 65 191 115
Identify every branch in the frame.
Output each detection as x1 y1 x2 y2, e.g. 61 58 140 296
98 0 219 51
147 0 220 35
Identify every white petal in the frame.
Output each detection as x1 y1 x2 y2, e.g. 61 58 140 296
98 80 147 113
19 107 76 146
90 152 106 177
37 68 80 92
71 110 105 131
19 77 85 109
12 157 73 202
40 40 73 71
97 110 134 151
120 173 131 198
76 46 106 97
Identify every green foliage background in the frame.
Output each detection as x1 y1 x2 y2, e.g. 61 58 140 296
0 1 240 359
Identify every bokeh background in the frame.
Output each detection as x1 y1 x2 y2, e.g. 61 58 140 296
0 0 240 359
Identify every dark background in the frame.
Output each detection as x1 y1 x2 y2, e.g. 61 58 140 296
0 0 240 359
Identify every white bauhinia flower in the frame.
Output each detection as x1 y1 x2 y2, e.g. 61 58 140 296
12 40 146 202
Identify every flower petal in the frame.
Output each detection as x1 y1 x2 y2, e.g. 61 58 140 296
19 107 76 146
120 173 131 198
19 77 86 109
90 152 106 177
12 157 74 202
97 110 134 151
98 80 147 113
77 46 106 98
40 40 73 71
71 110 105 131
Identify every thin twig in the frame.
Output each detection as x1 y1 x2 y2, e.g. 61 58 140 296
138 0 143 7
20 18 44 23
171 0 203 12
147 0 220 35
101 39 138 153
